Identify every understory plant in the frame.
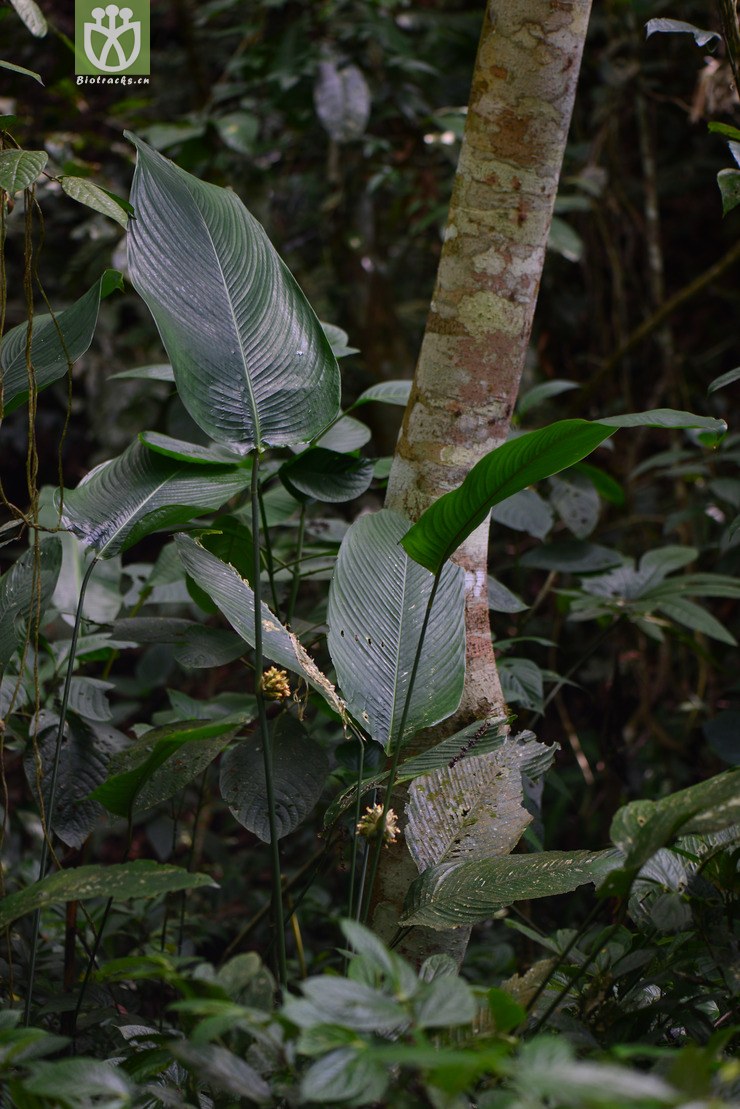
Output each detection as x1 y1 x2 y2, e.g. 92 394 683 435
0 20 739 1107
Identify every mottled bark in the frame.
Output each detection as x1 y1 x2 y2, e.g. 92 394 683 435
372 0 593 964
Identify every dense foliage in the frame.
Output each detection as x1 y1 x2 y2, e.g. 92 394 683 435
0 1 738 1106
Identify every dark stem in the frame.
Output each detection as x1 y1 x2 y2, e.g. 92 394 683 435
24 555 99 1027
252 452 288 989
347 739 366 920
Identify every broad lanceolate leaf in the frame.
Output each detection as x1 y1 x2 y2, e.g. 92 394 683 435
61 440 252 558
402 421 613 574
598 409 726 431
24 714 115 848
169 1042 270 1103
0 148 47 193
0 538 61 666
140 431 247 465
708 366 740 393
0 270 122 416
402 413 728 574
60 176 130 228
327 510 465 750
176 534 344 715
22 1060 131 1104
220 715 329 841
125 132 340 450
402 849 622 929
405 735 554 872
0 861 217 930
280 447 374 503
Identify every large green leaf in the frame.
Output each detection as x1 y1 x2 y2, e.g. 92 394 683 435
0 270 122 417
125 132 340 450
91 717 249 817
176 534 344 715
402 413 728 574
401 421 614 574
60 440 252 558
0 861 217 930
0 538 61 666
405 735 554 872
327 510 465 750
24 714 113 849
220 715 329 841
401 849 621 929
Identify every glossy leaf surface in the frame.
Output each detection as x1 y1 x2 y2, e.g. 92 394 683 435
327 510 465 750
126 132 340 449
176 534 344 715
61 440 252 558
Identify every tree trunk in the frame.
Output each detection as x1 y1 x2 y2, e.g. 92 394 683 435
372 0 593 964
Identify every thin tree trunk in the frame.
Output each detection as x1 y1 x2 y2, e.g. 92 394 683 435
373 0 593 964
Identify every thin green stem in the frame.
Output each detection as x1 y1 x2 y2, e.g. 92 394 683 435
516 897 605 1034
347 739 366 920
252 452 288 990
529 916 623 1035
24 555 98 1027
359 572 442 924
285 503 306 628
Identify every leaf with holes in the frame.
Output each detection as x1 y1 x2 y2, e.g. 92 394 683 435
402 849 622 929
327 510 465 751
220 716 329 842
324 718 511 827
405 735 553 873
126 133 340 450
